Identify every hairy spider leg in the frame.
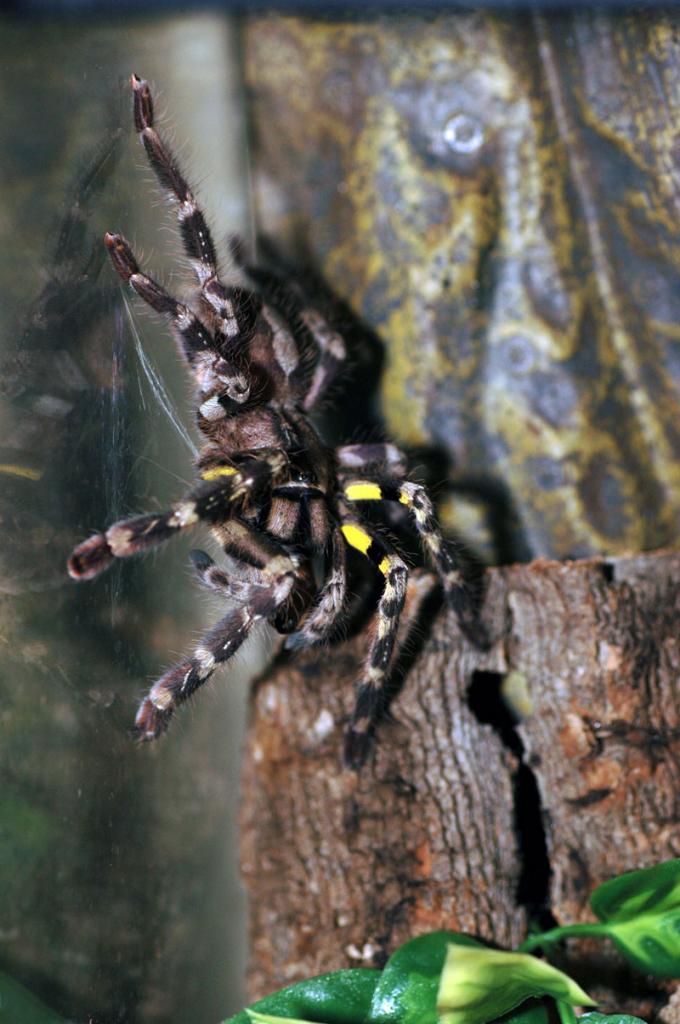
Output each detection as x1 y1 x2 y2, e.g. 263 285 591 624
131 74 256 359
225 242 312 395
339 513 409 768
67 453 286 580
188 546 286 599
299 306 347 411
341 475 488 647
335 442 408 477
204 515 316 631
131 73 216 283
104 233 249 405
233 254 347 410
285 524 348 649
135 550 300 740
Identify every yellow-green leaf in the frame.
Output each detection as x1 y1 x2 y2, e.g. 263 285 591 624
437 945 595 1024
247 1013 316 1024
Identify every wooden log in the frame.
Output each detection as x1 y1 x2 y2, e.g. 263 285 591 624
241 549 680 1016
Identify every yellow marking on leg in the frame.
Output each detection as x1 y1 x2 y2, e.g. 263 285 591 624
341 523 373 555
345 481 383 501
201 465 238 481
398 487 411 506
378 556 391 576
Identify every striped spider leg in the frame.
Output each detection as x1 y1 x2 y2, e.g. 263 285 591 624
336 442 488 647
283 524 347 650
231 242 347 412
131 74 252 368
68 451 288 580
282 444 409 656
330 444 488 765
336 506 410 767
103 229 253 418
134 526 311 741
69 458 308 742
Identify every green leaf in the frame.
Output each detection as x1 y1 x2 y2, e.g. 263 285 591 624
579 1014 649 1024
0 971 64 1024
222 936 553 1024
436 944 595 1024
590 859 680 977
590 859 680 922
240 982 552 1024
369 931 482 1024
247 1013 314 1024
498 1000 552 1024
222 969 380 1024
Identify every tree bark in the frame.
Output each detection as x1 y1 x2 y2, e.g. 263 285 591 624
241 549 680 1015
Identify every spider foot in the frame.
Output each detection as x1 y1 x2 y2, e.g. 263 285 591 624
283 630 309 651
68 533 114 580
343 722 375 770
104 232 139 282
131 73 153 132
134 696 173 742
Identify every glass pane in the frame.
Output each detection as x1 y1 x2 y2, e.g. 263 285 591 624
0 15 254 1023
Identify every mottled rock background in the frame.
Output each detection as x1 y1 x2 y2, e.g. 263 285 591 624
245 12 680 563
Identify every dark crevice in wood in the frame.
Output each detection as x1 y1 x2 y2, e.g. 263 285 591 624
468 670 554 928
243 550 680 1015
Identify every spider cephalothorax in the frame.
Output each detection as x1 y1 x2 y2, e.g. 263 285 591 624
68 74 485 767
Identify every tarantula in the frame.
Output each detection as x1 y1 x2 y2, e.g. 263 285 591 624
68 75 484 767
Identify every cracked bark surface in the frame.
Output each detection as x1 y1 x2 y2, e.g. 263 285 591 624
241 549 680 1015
